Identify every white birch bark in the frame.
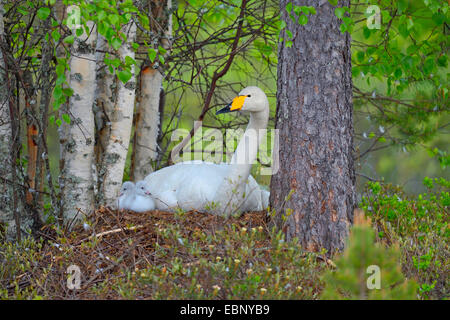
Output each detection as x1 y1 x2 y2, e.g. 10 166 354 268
132 0 172 180
93 34 115 201
0 1 12 225
100 21 136 207
132 67 162 180
61 21 97 226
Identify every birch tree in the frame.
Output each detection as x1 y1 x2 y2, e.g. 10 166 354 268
99 21 137 207
0 0 12 231
131 0 172 180
60 21 97 226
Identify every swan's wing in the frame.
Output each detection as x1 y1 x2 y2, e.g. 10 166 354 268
144 162 228 212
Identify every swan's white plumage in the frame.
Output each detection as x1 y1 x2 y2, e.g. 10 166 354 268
118 181 155 212
143 86 270 216
128 181 155 212
144 161 265 212
118 181 135 210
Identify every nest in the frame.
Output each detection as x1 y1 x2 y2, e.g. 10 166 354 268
29 208 269 299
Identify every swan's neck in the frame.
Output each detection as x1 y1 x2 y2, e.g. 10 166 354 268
230 110 268 169
214 108 268 214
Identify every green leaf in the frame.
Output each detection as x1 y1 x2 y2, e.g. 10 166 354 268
63 88 74 97
125 56 136 66
51 30 61 42
76 28 84 37
432 13 445 26
37 7 51 20
118 69 132 83
62 114 71 124
397 0 408 14
328 0 338 6
286 29 293 39
286 3 292 13
437 55 447 67
53 86 63 99
148 48 157 62
298 15 308 25
158 45 167 55
97 10 107 21
356 51 365 62
108 14 120 26
363 27 371 39
63 35 75 44
335 7 346 19
159 54 165 65
111 37 122 50
111 58 121 68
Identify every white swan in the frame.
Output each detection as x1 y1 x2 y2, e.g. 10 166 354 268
118 181 155 212
144 86 270 216
118 181 135 210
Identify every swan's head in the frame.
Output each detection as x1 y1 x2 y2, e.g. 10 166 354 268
120 181 135 197
135 181 152 197
216 86 269 115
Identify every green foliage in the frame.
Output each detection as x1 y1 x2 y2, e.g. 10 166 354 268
361 177 449 299
321 223 418 300
0 238 47 299
351 0 449 167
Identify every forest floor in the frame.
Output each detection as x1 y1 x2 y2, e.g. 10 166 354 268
4 207 326 299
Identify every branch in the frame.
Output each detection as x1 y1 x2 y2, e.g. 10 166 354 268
169 0 248 163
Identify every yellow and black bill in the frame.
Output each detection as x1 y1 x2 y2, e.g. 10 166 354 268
216 95 247 115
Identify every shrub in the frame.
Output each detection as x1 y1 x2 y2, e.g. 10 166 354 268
361 177 449 299
320 215 418 300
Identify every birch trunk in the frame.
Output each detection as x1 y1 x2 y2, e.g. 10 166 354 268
131 0 172 180
0 1 12 229
94 34 115 202
60 21 97 226
100 22 136 207
132 67 162 180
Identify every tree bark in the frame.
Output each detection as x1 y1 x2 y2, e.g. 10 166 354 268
131 0 172 180
131 66 162 180
0 1 12 235
270 0 355 254
100 22 137 207
60 21 97 226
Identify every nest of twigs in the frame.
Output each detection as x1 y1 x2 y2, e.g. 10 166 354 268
27 208 268 299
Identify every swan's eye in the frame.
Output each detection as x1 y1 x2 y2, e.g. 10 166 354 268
247 95 251 97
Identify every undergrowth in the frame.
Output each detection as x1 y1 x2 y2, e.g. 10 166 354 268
0 177 447 300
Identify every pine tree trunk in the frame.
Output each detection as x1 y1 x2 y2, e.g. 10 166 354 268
270 0 355 254
100 22 137 207
131 0 172 180
60 21 97 226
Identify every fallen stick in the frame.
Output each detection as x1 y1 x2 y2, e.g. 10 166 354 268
84 225 144 241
